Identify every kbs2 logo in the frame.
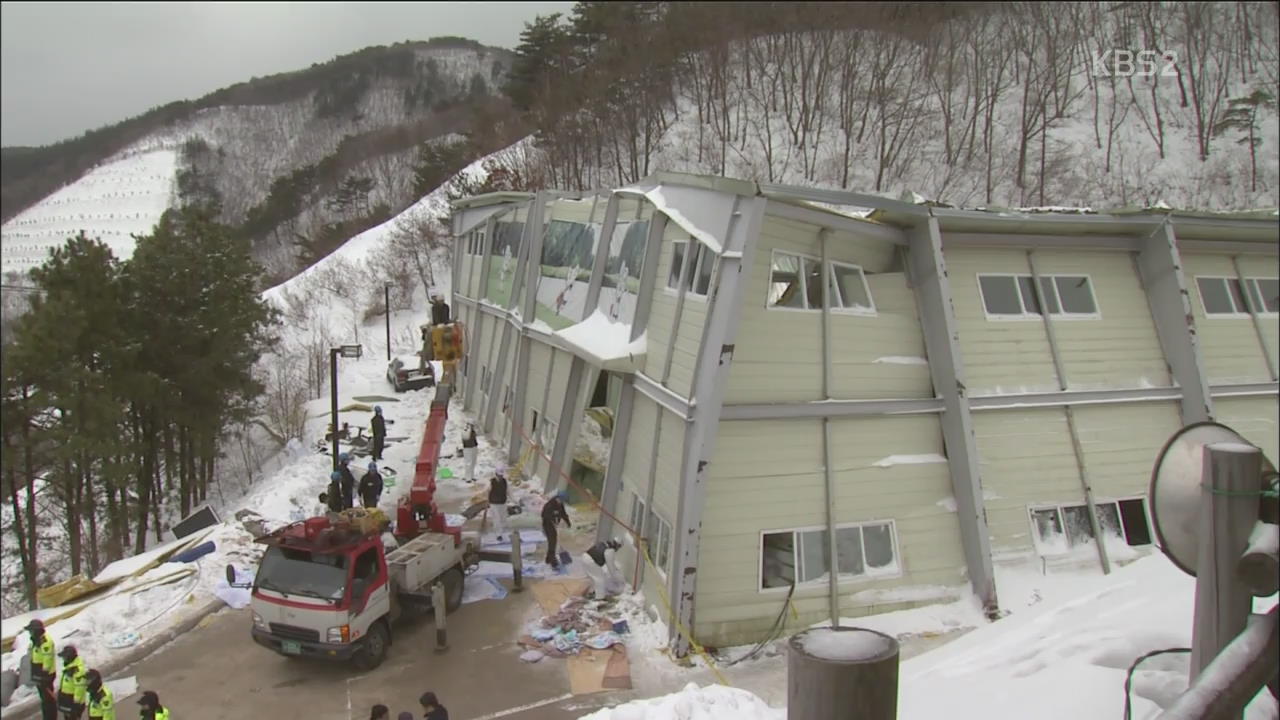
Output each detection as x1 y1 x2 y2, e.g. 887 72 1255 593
1091 50 1179 78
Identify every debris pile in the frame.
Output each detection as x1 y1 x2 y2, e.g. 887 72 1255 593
517 596 630 661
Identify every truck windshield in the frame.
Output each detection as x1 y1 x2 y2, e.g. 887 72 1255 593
256 546 348 602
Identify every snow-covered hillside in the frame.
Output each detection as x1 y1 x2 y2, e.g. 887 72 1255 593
0 147 176 274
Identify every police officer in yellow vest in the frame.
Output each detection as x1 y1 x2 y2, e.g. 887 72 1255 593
56 644 88 720
26 619 58 720
84 669 115 720
137 690 170 720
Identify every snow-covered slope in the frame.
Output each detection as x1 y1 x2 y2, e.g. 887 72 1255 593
0 146 177 274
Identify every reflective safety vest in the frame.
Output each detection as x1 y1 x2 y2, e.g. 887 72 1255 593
145 707 171 720
58 655 87 703
87 685 115 720
30 635 55 680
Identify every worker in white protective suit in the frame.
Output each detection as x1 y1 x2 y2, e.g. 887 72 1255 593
581 539 624 599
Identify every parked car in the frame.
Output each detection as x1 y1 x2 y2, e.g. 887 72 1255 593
387 354 435 392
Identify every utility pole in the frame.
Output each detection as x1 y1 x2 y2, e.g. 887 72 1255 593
385 285 392 362
330 344 363 470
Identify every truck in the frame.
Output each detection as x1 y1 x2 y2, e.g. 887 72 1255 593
236 379 478 670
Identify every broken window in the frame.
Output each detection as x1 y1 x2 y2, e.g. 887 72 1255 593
667 242 686 290
760 521 898 589
629 492 647 539
645 508 672 574
1030 498 1154 555
829 261 875 312
768 251 805 308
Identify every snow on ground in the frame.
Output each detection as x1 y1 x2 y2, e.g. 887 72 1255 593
1 146 178 274
608 553 1279 720
579 683 783 720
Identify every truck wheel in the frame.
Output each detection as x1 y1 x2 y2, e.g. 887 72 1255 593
443 567 464 613
353 621 389 671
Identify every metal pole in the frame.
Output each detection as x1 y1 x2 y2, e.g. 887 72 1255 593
432 582 448 652
330 348 340 472
1027 251 1110 575
511 530 524 592
819 229 839 628
385 285 392 362
1191 442 1263 681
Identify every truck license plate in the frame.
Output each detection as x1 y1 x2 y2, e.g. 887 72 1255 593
281 640 301 655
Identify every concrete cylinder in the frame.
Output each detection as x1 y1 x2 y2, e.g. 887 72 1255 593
788 626 899 720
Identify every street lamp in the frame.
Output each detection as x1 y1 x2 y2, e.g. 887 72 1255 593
330 343 363 470
384 284 392 362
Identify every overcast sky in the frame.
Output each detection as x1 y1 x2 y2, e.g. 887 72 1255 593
0 1 573 147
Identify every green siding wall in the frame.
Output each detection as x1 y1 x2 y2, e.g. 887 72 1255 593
1214 397 1280 463
1183 253 1276 383
694 415 966 648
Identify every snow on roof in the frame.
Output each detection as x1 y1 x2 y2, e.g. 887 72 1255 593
553 310 646 372
615 183 725 254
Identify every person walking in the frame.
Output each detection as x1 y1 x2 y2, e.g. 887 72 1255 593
136 690 169 720
338 453 357 510
26 619 57 720
419 691 448 720
359 462 384 509
55 644 86 720
486 469 510 542
83 670 114 720
541 490 571 568
370 406 387 461
461 424 478 484
581 539 624 599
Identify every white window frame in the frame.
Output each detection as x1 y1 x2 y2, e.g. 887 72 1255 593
627 491 646 546
1196 276 1278 318
528 407 539 439
827 259 877 315
646 508 673 578
1027 496 1154 556
480 364 490 394
540 416 558 449
765 249 878 316
664 239 714 301
757 519 901 593
976 273 1101 321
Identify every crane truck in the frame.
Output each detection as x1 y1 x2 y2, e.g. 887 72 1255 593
233 375 477 671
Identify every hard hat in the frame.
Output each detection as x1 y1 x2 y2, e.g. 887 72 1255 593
374 406 382 415
368 461 377 471
556 490 569 501
339 452 350 463
331 471 342 481
58 645 77 660
25 619 44 633
137 691 160 708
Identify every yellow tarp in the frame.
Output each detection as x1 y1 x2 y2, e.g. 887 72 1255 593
36 575 106 609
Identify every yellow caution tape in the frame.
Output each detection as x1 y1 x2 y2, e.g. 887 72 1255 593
639 541 731 688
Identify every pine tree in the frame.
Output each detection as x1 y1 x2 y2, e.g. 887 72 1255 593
1214 88 1277 193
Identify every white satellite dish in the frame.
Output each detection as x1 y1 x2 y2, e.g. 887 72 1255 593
1148 421 1275 577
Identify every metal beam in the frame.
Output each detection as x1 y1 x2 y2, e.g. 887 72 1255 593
819 228 839 627
942 232 1140 251
1209 382 1280 398
483 200 540 436
765 199 906 245
906 214 999 617
720 397 945 420
758 181 928 217
1134 221 1215 423
968 386 1183 410
633 371 694 421
630 214 668 342
507 195 549 464
669 193 766 657
597 375 636 542
1177 239 1280 256
585 193 616 312
1027 250 1110 575
548 353 585 495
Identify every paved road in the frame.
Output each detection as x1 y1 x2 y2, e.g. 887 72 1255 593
113 575 633 720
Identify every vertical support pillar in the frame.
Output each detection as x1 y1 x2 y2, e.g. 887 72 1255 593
549 357 586 496
905 215 998 616
432 582 448 652
585 193 620 312
630 213 669 341
508 195 548 465
669 194 766 657
1135 221 1215 423
819 228 839 627
597 376 636 542
1027 251 1110 575
1191 443 1262 680
511 530 524 592
329 348 340 472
